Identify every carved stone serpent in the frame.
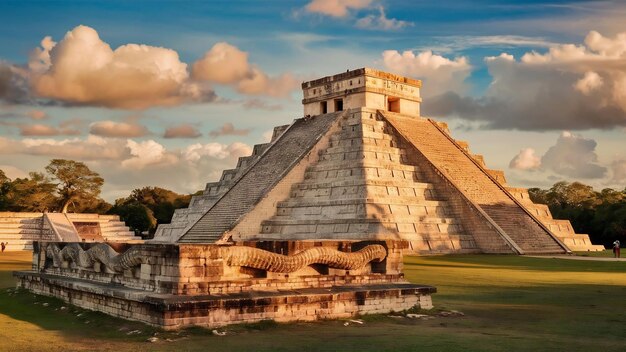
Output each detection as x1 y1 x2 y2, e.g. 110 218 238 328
224 244 387 273
45 243 144 272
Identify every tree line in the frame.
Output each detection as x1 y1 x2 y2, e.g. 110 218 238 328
0 159 192 237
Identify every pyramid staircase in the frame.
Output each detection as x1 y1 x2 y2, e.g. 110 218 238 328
178 112 343 243
153 124 291 242
505 188 604 251
257 109 484 253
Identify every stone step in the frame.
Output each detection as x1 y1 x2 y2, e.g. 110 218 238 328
263 222 462 237
0 218 42 224
306 159 420 173
321 143 409 156
328 136 406 149
293 178 435 191
317 149 410 163
0 212 43 218
277 195 449 208
0 222 42 229
0 233 55 240
255 230 473 242
0 228 42 235
263 215 460 226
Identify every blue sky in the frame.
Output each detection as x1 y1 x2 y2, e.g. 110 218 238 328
1 0 625 201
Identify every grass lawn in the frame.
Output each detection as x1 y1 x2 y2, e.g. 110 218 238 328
1 251 625 352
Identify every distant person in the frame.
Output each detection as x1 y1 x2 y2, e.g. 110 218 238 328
613 240 621 258
1 242 5 252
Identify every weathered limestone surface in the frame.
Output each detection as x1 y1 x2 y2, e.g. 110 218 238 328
16 240 434 329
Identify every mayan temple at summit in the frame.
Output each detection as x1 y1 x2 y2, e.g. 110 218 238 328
154 68 600 254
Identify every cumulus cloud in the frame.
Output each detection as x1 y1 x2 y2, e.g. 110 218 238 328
422 30 626 130
574 71 603 94
305 0 373 17
192 42 250 84
509 148 541 171
192 42 299 98
89 120 149 138
355 6 413 30
382 50 471 97
539 132 607 179
29 25 215 109
122 140 177 169
19 123 80 136
182 142 252 162
208 123 251 138
163 124 202 139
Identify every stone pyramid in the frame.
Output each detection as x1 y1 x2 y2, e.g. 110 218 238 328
154 68 601 254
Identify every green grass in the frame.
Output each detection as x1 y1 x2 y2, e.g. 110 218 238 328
1 251 625 351
574 249 615 257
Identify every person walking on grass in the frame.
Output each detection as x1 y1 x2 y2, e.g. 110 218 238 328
613 240 621 258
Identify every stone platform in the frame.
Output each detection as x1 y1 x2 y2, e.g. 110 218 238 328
15 240 433 329
16 271 434 329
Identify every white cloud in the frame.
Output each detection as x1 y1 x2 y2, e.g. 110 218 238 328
29 25 215 109
424 30 626 130
305 0 373 17
509 148 541 170
192 42 299 98
182 142 251 162
574 71 603 94
122 140 177 169
381 50 471 97
89 121 149 138
355 6 413 31
192 42 250 84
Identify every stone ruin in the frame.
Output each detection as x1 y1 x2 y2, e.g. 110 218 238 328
15 68 602 330
0 212 141 251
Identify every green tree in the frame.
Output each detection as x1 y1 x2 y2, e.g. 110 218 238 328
7 172 57 212
108 202 155 235
45 159 104 213
107 186 192 236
